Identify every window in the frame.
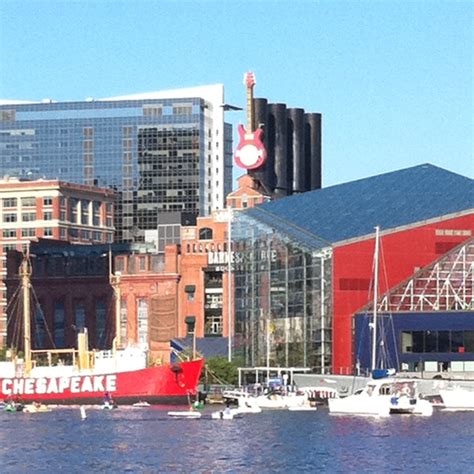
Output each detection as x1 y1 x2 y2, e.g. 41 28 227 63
44 228 53 237
3 229 16 238
21 197 36 207
43 197 53 207
143 106 162 117
44 211 53 220
54 301 65 347
75 301 86 331
120 299 128 343
22 212 36 222
0 110 15 121
2 198 17 208
34 305 46 349
139 257 146 271
21 228 36 237
199 227 213 240
96 299 107 348
137 299 148 346
412 331 424 353
3 213 17 223
464 331 474 353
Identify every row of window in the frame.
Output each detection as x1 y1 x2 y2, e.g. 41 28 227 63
401 330 474 353
2 228 109 241
1 196 113 213
2 196 52 208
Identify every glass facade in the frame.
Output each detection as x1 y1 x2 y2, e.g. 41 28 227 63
0 88 232 243
232 211 333 372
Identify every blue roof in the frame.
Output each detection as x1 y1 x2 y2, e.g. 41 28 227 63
245 164 473 246
173 337 230 358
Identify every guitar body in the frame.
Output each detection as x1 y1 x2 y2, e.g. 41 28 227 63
234 124 267 170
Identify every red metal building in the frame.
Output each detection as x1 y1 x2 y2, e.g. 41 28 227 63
333 214 473 374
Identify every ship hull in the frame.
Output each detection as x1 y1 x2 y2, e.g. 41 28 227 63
0 359 204 405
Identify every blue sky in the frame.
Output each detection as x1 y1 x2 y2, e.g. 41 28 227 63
0 0 472 185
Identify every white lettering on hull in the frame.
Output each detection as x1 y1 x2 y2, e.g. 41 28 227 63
1 375 118 396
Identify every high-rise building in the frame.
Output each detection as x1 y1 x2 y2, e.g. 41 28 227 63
0 85 233 242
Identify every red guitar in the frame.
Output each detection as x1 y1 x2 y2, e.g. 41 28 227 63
234 72 267 170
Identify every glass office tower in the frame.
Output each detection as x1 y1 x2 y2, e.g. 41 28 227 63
0 85 233 242
232 208 333 373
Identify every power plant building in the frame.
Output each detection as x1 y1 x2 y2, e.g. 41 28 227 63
249 99 322 198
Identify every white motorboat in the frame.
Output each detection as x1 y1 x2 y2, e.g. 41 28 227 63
224 389 307 410
288 401 317 411
440 387 474 411
167 410 202 419
328 378 433 417
23 403 52 413
251 390 309 409
133 401 151 408
235 394 262 414
211 407 239 420
328 381 390 417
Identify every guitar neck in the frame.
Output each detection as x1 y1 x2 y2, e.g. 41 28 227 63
246 85 254 132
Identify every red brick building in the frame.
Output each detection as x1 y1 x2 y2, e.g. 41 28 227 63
0 177 115 348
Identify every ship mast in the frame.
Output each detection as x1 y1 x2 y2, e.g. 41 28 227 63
371 225 380 372
109 249 121 352
20 256 32 374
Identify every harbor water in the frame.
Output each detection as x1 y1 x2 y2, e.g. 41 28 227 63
0 406 473 473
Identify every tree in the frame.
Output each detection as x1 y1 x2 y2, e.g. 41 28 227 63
202 356 239 385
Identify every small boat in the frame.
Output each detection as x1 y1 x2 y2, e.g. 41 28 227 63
211 408 238 420
101 401 117 410
132 401 151 408
3 402 24 413
167 410 202 419
440 387 474 411
328 378 433 417
23 403 52 413
223 389 306 410
288 401 317 411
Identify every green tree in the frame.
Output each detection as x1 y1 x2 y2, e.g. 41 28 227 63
0 347 7 361
202 356 239 385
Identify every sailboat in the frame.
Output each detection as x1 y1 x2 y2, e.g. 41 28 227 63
328 227 433 417
0 255 203 405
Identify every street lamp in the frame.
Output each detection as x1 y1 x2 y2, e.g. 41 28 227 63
227 207 233 362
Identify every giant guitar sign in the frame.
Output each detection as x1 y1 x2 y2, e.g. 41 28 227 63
234 72 267 170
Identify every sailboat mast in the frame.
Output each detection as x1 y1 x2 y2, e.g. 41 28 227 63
371 225 380 372
21 257 32 374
